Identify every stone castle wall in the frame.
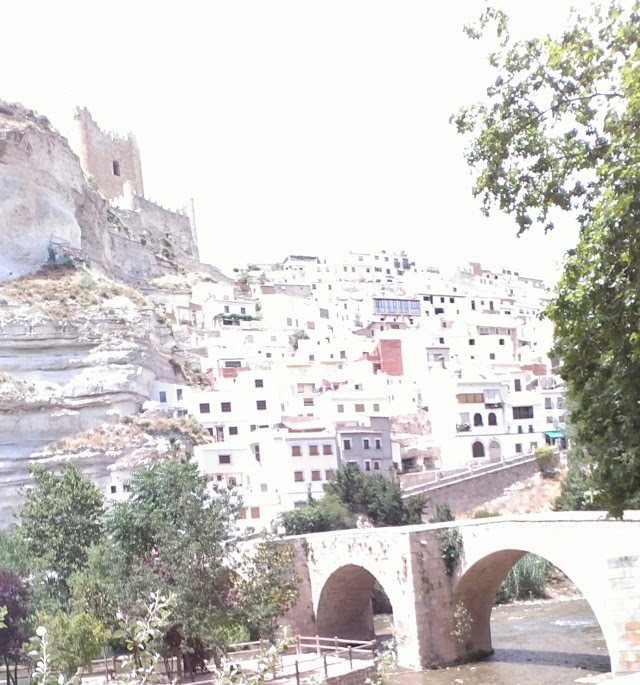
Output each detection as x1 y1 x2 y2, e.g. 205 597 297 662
73 108 144 200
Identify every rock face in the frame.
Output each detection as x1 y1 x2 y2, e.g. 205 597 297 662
0 99 229 526
0 265 181 525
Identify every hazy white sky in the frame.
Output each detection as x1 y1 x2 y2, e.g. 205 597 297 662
0 1 608 279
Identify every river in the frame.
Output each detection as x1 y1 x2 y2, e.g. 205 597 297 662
377 597 611 685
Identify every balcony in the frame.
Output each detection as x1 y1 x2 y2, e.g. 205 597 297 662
456 424 471 433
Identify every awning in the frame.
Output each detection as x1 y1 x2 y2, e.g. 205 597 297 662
545 430 564 439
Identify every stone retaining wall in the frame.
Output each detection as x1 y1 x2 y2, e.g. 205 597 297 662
421 457 540 516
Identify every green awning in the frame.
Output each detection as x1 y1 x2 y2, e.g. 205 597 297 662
545 430 564 439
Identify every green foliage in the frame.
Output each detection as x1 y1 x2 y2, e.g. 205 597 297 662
472 509 500 519
553 447 609 512
324 464 426 526
236 535 299 641
19 465 104 604
106 459 242 655
534 446 556 464
453 2 640 516
437 528 463 577
495 554 550 604
278 494 352 535
429 504 455 523
38 610 109 677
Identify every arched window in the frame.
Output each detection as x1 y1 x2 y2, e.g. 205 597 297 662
472 441 485 458
473 412 483 426
488 412 497 426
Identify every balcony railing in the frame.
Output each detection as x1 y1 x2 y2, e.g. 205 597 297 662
456 424 471 433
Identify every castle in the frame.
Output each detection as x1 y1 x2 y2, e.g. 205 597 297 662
71 107 200 263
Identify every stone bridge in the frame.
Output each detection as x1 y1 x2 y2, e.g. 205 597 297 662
283 512 640 676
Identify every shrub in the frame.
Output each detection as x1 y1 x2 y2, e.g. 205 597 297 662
495 554 549 604
473 509 500 519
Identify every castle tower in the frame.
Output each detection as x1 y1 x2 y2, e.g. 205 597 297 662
72 108 144 200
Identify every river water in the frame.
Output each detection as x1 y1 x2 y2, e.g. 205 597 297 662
379 597 611 685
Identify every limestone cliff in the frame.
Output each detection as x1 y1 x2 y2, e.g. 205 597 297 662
0 265 187 524
0 99 231 287
0 99 227 526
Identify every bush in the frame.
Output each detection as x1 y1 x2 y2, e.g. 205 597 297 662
473 509 499 519
429 504 455 523
495 554 549 604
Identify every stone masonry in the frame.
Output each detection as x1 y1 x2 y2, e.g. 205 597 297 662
284 512 640 676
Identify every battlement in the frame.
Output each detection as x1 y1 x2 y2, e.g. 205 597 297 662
72 107 144 201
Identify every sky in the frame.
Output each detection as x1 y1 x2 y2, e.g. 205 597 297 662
0 0 610 280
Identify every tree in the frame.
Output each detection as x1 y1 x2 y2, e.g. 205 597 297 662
39 611 109 678
19 465 104 604
106 458 242 673
324 464 426 526
278 494 352 535
452 2 640 516
0 571 30 685
235 535 299 641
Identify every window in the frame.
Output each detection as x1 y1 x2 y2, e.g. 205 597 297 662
309 445 319 456
240 307 246 315
365 461 371 472
473 413 483 427
343 439 352 450
255 379 264 388
513 406 534 420
110 485 117 494
499 338 505 346
112 160 121 176
545 397 553 409
321 444 332 455
215 426 224 442
219 454 231 465
239 508 247 520
311 470 322 482
355 404 365 413
199 403 210 413
472 441 485 458
309 355 315 362
518 425 524 433
374 461 381 471
325 469 335 480
123 482 131 493
337 404 344 413
530 441 538 451
528 425 534 433
207 428 214 436
176 388 183 401
224 305 230 313
294 471 304 482
221 402 232 413
159 391 167 403
438 337 445 345
375 439 382 449
304 398 314 407
307 321 315 330
546 416 554 424
256 400 267 410
291 445 302 457
469 339 476 346
287 317 292 326
363 439 370 449
489 353 495 360
250 424 257 432
515 443 523 453
250 507 260 519
229 426 238 436
514 379 522 392
471 300 476 310
488 412 497 426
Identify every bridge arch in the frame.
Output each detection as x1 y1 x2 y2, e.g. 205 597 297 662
453 547 614 666
315 563 394 642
